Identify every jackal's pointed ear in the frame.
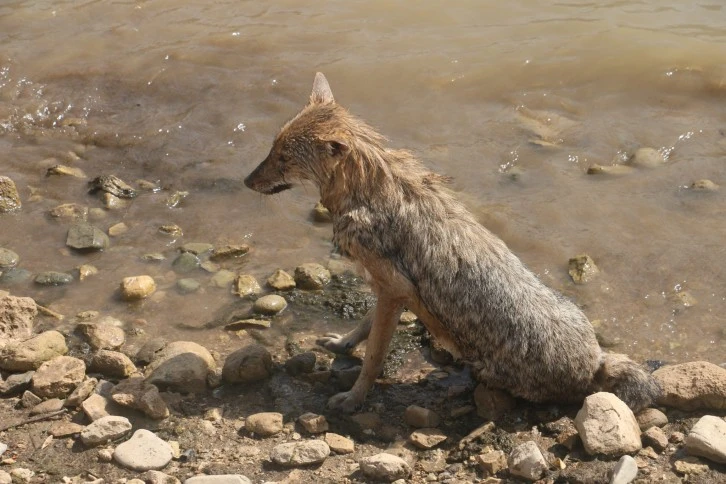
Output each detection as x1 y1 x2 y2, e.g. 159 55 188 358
322 138 350 159
310 72 335 105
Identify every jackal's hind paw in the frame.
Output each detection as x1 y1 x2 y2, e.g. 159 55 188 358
316 333 352 354
327 391 363 413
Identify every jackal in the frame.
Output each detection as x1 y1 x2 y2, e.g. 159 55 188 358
245 73 661 413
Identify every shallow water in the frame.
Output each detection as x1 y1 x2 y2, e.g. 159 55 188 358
0 0 724 364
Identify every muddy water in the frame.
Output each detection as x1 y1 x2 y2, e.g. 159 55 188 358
1 1 724 364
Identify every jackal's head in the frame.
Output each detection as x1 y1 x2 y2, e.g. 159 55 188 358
244 72 351 195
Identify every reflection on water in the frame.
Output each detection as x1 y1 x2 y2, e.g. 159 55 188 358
0 1 724 363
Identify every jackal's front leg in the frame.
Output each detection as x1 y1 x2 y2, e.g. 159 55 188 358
327 296 403 412
316 308 374 354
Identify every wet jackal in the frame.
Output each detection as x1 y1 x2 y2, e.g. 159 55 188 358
245 73 661 413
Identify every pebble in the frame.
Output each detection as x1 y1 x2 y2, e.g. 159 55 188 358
49 421 85 437
20 390 42 408
409 428 448 449
177 278 201 294
294 263 331 290
0 442 5 457
90 349 138 378
270 440 330 467
108 222 128 237
159 224 183 237
0 371 34 396
183 476 252 484
77 323 125 350
34 271 74 286
672 456 709 475
78 264 99 281
653 361 726 410
210 269 236 288
180 243 213 255
120 275 157 300
113 429 173 471
685 415 726 464
574 392 642 455
165 190 188 208
325 432 355 454
0 294 36 344
474 385 516 420
209 244 250 261
312 201 332 222
31 355 86 398
81 393 115 421
298 413 329 433
142 252 167 262
48 203 88 220
224 319 271 331
635 408 668 431
246 412 283 437
0 330 68 371
284 352 316 376
359 453 412 482
65 377 98 407
146 341 216 394
642 426 669 453
253 294 287 315
66 223 110 251
610 455 638 484
507 441 548 481
691 179 719 191
630 147 666 167
0 176 22 212
46 164 87 178
80 415 132 447
142 470 181 484
8 469 33 483
404 405 441 428
111 377 169 420
475 450 507 475
233 274 261 298
222 344 273 384
267 269 296 290
0 248 19 268
200 261 220 273
568 254 599 284
29 397 64 415
172 252 201 273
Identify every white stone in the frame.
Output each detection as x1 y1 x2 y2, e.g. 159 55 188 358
113 429 173 471
575 392 641 455
359 453 412 482
270 440 330 466
183 475 252 484
685 415 726 464
610 455 638 484
80 415 132 447
507 441 548 481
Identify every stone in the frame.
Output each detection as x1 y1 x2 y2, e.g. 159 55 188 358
80 415 132 446
404 405 441 428
224 319 271 331
135 337 167 364
298 413 329 433
359 453 412 482
252 294 287 315
409 428 448 449
34 271 73 285
140 470 181 484
77 323 125 350
284 352 316 376
568 254 599 284
672 456 709 475
66 223 109 251
46 164 87 178
630 147 665 167
102 192 127 209
81 393 117 421
0 371 33 395
0 294 37 345
172 252 200 273
246 412 283 436
610 455 638 484
324 432 354 454
635 408 668 431
267 269 296 290
90 349 137 378
0 471 8 484
0 330 68 371
20 390 42 408
691 179 719 191
222 344 273 384
586 163 634 176
177 278 200 294
107 222 128 237
0 267 31 286
0 176 21 212
180 243 213 255
142 252 167 262
210 270 236 288
48 203 88 220
146 341 216 393
65 377 98 407
113 429 173 471
183 476 251 484
159 224 183 237
685 415 726 464
653 361 726 410
29 398 64 415
232 274 261 298
312 201 332 222
49 421 85 437
476 450 507 475
111 377 169 419
575 392 642 456
642 426 669 453
31 355 86 398
508 441 548 482
294 263 331 290
671 290 697 307
78 264 98 281
270 440 330 467
209 244 250 261
120 275 157 300
474 385 516 420
0 248 18 268
8 469 33 483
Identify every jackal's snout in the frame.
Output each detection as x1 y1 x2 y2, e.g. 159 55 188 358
244 154 292 195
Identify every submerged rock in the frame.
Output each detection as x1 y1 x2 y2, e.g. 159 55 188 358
172 252 200 274
35 271 74 286
629 147 666 167
253 295 287 315
209 244 250 261
267 269 296 291
120 275 157 300
0 176 21 212
233 275 261 298
77 322 125 350
294 263 331 290
0 248 19 269
568 254 599 284
66 223 110 251
691 179 719 191
89 175 137 198
48 203 88 220
46 164 87 178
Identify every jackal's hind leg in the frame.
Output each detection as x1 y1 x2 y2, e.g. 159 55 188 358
316 308 374 354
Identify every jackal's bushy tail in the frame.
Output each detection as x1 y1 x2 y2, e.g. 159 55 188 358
595 353 662 412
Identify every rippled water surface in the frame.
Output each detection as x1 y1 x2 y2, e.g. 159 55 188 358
1 0 724 363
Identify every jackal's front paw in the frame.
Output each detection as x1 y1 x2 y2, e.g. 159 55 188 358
316 333 353 354
327 391 364 413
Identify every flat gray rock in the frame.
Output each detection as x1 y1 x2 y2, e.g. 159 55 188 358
113 429 173 471
270 440 330 466
610 455 638 484
685 415 726 464
80 415 132 447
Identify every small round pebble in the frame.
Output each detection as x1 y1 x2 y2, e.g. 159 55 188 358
253 295 287 315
